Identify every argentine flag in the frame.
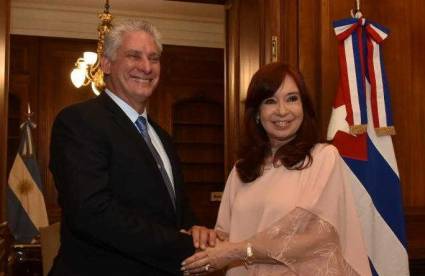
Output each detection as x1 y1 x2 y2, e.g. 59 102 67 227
328 18 409 275
7 118 49 243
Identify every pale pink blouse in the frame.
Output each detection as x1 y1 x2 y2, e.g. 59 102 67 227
215 144 371 276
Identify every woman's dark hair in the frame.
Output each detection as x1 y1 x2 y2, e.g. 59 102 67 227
236 62 319 183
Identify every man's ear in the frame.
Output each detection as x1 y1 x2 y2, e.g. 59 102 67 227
100 56 111 74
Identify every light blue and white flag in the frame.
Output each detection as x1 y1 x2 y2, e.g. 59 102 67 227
7 118 49 243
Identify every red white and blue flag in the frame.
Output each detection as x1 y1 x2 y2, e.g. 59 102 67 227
327 17 409 275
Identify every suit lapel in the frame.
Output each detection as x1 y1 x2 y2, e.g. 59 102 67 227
99 93 157 167
98 93 177 214
149 119 184 218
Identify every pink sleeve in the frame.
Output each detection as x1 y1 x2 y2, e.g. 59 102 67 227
248 145 371 276
297 145 371 275
248 207 361 275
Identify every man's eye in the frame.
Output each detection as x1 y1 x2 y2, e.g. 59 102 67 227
149 56 160 63
128 54 140 60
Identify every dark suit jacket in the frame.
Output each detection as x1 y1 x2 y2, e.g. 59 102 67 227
49 92 196 276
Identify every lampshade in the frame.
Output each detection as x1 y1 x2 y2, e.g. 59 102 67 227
83 52 98 66
70 68 86 88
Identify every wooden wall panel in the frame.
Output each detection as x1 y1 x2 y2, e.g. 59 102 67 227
261 0 280 65
408 0 425 208
238 0 261 116
280 0 298 68
225 0 263 173
224 0 240 174
298 0 322 118
0 0 10 221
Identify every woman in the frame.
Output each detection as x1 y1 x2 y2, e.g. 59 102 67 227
181 63 371 275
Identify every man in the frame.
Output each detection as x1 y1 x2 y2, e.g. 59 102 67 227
49 19 215 275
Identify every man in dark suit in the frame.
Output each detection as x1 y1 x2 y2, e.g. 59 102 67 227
49 19 215 275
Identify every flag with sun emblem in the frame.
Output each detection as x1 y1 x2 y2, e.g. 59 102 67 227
7 117 49 243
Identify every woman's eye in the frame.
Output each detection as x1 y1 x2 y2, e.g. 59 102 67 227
287 95 299 102
263 98 276 104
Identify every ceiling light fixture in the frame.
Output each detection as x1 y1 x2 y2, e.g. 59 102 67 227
70 0 113 95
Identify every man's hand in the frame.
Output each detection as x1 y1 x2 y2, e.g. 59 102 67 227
182 225 217 250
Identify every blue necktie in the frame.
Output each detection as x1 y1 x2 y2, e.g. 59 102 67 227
135 116 176 209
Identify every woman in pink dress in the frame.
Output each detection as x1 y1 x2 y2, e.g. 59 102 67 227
181 63 371 276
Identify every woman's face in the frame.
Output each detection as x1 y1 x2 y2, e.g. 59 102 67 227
258 75 304 149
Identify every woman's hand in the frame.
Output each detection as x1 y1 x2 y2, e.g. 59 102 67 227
181 239 244 275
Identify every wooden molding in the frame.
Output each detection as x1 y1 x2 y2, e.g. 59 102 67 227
10 1 224 48
166 0 225 4
0 0 10 221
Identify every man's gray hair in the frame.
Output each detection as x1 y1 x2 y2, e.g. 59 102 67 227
103 18 162 60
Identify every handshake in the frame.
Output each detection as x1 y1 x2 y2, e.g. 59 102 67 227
180 225 247 275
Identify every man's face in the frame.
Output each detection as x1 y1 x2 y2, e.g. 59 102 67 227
102 31 161 112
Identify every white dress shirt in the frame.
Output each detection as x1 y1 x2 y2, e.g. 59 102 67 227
105 89 175 190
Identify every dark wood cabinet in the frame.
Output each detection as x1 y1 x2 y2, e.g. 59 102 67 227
173 99 224 227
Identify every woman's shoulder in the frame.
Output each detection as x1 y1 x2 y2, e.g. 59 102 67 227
310 143 340 164
226 164 242 185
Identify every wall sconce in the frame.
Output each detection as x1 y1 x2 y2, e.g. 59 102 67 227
70 0 113 95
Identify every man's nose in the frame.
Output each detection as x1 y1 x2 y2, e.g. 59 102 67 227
137 56 152 73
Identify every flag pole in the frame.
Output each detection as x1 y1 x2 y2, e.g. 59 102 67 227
26 103 33 122
351 0 363 18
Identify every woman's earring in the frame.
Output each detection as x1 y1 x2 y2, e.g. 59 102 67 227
255 114 260 124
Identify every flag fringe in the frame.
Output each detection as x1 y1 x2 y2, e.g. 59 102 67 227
350 124 367 135
375 126 396 136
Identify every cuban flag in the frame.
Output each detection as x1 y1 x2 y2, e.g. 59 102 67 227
7 117 49 243
327 17 409 275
